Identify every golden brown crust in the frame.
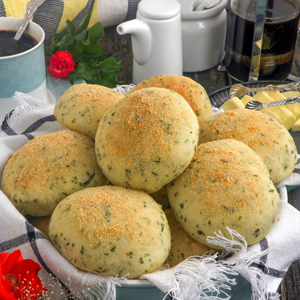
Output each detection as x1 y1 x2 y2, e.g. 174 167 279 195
1 130 108 216
127 74 213 125
54 83 123 139
164 209 213 267
95 87 199 193
167 139 281 250
49 186 171 278
198 109 297 183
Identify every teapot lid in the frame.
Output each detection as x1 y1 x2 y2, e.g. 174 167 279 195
138 0 181 20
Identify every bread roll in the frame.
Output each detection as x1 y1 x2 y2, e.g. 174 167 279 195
1 130 108 216
49 186 171 278
54 83 123 139
127 74 213 125
95 87 199 193
164 208 213 267
167 139 281 250
198 109 297 183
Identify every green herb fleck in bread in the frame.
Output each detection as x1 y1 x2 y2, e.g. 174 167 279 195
54 83 123 139
49 186 171 278
1 130 108 217
95 87 199 193
198 109 297 183
164 208 214 267
167 139 281 250
126 74 213 125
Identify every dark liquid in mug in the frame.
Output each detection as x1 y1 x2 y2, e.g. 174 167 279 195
224 0 300 81
0 30 38 57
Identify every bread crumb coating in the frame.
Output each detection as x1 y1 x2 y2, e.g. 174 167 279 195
167 139 281 250
49 186 171 278
95 87 199 193
1 130 108 216
54 83 123 139
127 74 213 125
198 109 297 183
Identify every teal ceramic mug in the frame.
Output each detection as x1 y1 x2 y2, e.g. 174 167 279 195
0 17 48 117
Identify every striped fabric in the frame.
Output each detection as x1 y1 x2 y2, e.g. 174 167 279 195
0 0 141 44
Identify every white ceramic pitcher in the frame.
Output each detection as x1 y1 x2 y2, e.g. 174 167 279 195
181 0 228 72
117 0 183 85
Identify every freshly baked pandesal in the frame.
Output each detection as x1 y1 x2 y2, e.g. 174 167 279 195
198 109 297 183
49 186 171 278
167 139 281 250
127 74 213 125
164 209 213 267
95 87 199 193
54 83 123 139
1 130 108 217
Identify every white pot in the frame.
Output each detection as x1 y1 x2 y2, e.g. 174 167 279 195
117 0 183 85
181 0 228 72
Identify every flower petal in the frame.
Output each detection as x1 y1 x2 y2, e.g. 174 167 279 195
48 51 76 79
1 251 23 275
0 276 16 300
10 260 46 300
0 253 10 273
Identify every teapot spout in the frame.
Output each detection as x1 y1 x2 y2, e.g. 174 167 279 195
117 19 152 65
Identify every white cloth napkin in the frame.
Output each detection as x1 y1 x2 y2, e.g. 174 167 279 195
1 91 300 300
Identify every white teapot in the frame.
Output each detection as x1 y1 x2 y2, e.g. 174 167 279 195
117 0 183 85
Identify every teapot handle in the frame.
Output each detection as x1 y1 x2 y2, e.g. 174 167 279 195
117 19 152 65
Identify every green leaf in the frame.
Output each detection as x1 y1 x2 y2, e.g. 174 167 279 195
100 72 123 88
77 39 89 51
52 33 64 42
88 22 105 45
68 62 93 84
58 37 68 51
88 74 103 85
74 30 87 41
75 40 103 59
50 41 58 52
91 54 106 63
83 43 103 58
75 11 91 35
65 44 79 56
100 57 122 73
45 40 59 57
45 11 122 88
64 34 75 45
66 19 76 36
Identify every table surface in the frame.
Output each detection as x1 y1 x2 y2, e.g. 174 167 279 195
100 25 300 299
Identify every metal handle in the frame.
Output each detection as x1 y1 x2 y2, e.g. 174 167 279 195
14 0 45 41
261 96 300 108
248 81 300 93
249 0 268 82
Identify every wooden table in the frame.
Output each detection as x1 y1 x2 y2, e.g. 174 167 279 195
101 24 300 300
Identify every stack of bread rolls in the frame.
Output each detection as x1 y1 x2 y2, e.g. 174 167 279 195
1 75 296 278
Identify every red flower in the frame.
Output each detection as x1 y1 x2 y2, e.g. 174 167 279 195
0 250 47 300
48 51 76 79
